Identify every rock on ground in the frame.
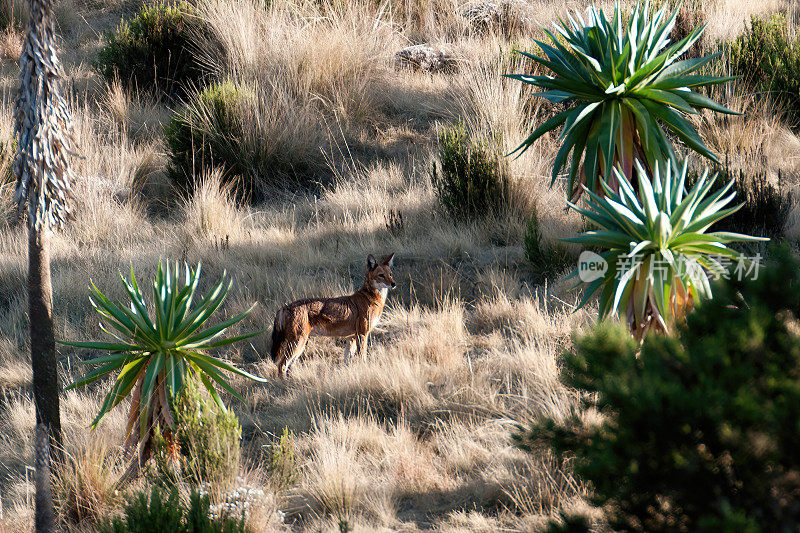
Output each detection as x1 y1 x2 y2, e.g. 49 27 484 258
394 44 457 73
462 0 532 32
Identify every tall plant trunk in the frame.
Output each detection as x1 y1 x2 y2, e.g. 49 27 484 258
34 424 55 533
29 227 62 461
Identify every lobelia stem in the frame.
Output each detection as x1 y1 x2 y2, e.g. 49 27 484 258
29 227 62 463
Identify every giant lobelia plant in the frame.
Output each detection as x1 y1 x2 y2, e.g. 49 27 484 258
15 0 77 527
566 160 767 339
15 0 78 465
62 261 266 481
507 1 737 200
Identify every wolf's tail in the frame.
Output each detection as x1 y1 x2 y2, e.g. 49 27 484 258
270 309 285 362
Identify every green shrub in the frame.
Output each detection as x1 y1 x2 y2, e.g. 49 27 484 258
100 487 182 533
99 487 249 533
184 491 248 533
523 208 573 284
431 123 505 221
263 428 298 489
729 14 800 122
151 373 242 487
517 245 800 532
165 82 247 194
95 2 210 98
165 82 315 198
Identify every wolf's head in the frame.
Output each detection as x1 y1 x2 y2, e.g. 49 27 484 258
366 253 396 291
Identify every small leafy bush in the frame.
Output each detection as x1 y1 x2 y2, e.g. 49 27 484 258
263 428 298 489
99 487 249 533
517 245 800 532
431 123 505 221
524 208 573 284
165 82 248 195
150 373 242 487
95 2 210 98
729 14 800 122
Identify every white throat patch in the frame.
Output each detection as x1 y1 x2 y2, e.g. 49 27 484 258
371 280 391 297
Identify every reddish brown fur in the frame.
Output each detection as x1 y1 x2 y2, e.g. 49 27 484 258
270 253 396 379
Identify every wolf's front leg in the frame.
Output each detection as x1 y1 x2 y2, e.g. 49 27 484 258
355 333 368 359
343 337 357 363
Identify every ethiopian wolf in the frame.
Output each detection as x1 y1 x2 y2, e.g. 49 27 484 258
270 254 396 379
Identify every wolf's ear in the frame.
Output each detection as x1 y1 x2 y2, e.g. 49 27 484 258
367 254 378 271
382 253 395 267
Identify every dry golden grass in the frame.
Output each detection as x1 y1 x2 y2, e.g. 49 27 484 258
0 0 798 530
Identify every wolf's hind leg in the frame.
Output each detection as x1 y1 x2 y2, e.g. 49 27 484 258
284 335 309 376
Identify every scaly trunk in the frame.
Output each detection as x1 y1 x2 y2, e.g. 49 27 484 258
29 227 62 462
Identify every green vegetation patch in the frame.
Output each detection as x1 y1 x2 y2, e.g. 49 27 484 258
165 81 320 198
729 14 800 124
150 373 242 487
95 2 213 98
431 123 506 221
99 487 250 533
518 245 800 532
523 207 573 285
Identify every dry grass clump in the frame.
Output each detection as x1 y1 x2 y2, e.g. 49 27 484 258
699 76 800 177
0 388 127 529
184 0 408 191
181 169 251 242
702 0 796 42
0 28 21 61
52 391 128 528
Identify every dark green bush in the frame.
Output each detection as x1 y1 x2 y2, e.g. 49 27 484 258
516 245 800 532
431 124 506 221
729 14 800 123
524 208 573 284
95 2 210 98
99 487 249 533
150 373 242 487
